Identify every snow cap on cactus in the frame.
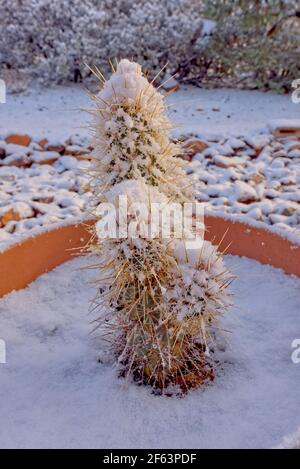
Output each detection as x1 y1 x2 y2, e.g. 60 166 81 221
90 59 195 202
99 59 161 109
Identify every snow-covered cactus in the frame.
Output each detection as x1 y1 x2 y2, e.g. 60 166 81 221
88 60 233 394
90 59 194 202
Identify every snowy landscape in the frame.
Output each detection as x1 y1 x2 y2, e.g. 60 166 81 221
1 85 300 250
1 0 300 452
1 78 299 451
0 254 299 449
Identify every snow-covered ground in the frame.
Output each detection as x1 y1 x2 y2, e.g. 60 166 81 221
1 84 299 141
0 254 299 449
1 85 300 250
0 148 92 251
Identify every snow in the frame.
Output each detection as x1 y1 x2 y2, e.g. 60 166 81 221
276 427 300 449
99 59 150 104
0 85 299 142
31 150 60 164
0 254 299 449
0 84 299 249
234 180 258 202
0 151 92 250
268 119 300 132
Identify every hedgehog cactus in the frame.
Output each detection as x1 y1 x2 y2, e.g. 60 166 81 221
88 59 233 394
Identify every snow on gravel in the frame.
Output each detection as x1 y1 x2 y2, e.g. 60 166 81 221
0 84 299 249
0 84 299 141
0 154 92 250
0 254 299 449
188 133 300 242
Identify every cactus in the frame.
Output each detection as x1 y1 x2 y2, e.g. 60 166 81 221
89 59 194 203
88 59 233 394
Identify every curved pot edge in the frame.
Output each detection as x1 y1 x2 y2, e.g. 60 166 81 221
0 216 299 298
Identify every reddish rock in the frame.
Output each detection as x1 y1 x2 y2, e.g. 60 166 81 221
163 83 180 93
64 145 90 158
82 182 91 193
32 195 54 204
0 148 5 160
8 156 32 168
183 140 208 160
0 203 34 227
0 208 21 227
213 155 243 168
249 173 265 184
46 144 65 154
38 138 49 148
5 134 31 147
31 150 59 165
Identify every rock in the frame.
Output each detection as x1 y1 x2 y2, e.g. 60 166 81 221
265 189 280 199
32 195 55 204
0 203 34 227
59 155 78 170
161 75 180 93
213 155 243 168
38 138 49 148
5 134 31 147
46 144 65 154
64 145 90 158
268 119 300 137
4 221 17 234
246 207 262 220
235 180 259 203
3 154 32 168
281 176 296 186
245 135 271 151
269 213 288 225
271 158 285 169
197 170 217 185
5 143 31 156
202 147 218 158
29 141 44 151
248 172 265 184
0 147 5 160
272 149 288 158
214 143 234 156
226 137 246 150
288 149 300 158
282 207 296 216
183 140 208 159
285 141 300 151
31 150 60 164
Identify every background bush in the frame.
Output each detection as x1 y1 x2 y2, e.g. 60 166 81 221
0 0 299 92
181 0 300 93
0 0 204 85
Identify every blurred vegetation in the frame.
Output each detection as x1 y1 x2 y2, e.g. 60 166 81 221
179 0 300 93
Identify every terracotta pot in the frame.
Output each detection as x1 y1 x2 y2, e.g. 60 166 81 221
0 222 93 298
204 215 300 277
0 216 299 298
